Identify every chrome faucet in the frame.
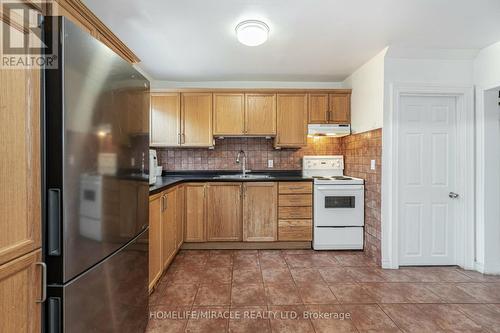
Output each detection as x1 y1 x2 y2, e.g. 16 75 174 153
236 150 249 177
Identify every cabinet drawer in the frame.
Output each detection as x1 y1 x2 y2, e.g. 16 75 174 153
278 220 312 241
279 194 312 207
279 182 312 194
278 206 312 219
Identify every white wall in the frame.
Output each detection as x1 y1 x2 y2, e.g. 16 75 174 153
342 48 387 133
381 48 476 269
473 41 500 274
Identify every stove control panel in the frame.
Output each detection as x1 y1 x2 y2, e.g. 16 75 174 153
303 156 344 170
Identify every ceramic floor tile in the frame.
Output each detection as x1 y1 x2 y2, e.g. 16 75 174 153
265 283 302 305
423 283 482 303
228 306 271 333
194 284 231 306
186 306 229 333
295 282 338 304
455 304 500 332
318 267 357 283
304 304 357 333
342 304 401 332
155 283 198 306
334 254 377 267
455 283 500 302
289 268 325 284
232 267 263 285
202 266 232 284
206 254 233 267
233 254 260 268
329 283 377 304
459 269 500 282
416 304 483 332
380 304 445 333
231 283 267 306
345 267 386 282
259 256 288 269
261 268 295 284
146 305 190 333
268 305 315 333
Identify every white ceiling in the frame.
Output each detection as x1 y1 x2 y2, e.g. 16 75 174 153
84 0 500 82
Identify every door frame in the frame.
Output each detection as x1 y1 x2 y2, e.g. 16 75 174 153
382 83 475 269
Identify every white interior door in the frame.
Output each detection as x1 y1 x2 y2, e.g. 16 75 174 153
398 95 458 265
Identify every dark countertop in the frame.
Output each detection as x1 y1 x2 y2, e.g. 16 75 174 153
149 170 312 195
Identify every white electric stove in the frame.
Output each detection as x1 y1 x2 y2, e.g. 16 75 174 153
303 156 365 250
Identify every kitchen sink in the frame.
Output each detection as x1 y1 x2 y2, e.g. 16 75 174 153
213 174 273 179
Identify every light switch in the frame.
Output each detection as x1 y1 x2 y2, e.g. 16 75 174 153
370 159 376 170
267 160 274 168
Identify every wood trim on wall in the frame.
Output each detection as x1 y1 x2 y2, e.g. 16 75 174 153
51 0 140 63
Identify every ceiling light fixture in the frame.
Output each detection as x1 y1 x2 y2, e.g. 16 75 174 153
235 20 269 46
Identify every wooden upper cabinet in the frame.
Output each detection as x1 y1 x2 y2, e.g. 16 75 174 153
0 21 41 266
182 93 213 147
150 93 181 147
308 93 351 124
148 194 162 289
245 94 276 135
329 93 351 123
308 93 329 123
184 183 206 242
275 94 308 148
213 93 244 135
206 183 242 241
0 250 42 333
243 182 278 241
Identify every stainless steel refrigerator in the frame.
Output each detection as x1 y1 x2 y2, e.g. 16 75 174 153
43 17 150 333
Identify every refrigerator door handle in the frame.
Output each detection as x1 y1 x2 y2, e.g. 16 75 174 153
36 262 47 303
47 188 61 255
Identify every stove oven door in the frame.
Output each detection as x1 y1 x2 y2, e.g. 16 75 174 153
314 185 364 227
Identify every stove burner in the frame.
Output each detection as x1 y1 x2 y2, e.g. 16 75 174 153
330 176 353 180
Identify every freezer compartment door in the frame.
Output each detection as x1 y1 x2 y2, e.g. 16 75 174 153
313 227 364 250
46 228 149 333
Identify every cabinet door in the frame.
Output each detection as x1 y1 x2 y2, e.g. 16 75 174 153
175 185 185 249
329 93 351 123
245 94 276 135
181 93 213 147
148 194 162 288
0 19 41 266
150 93 181 147
162 190 177 268
308 93 329 123
275 94 308 148
213 93 244 135
0 250 42 333
184 184 206 242
206 183 242 241
243 182 277 241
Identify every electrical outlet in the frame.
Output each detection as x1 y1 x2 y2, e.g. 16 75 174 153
370 159 376 170
267 159 274 168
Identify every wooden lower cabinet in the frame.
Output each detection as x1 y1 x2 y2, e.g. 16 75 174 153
278 220 313 241
148 194 162 289
162 189 177 269
175 185 185 249
243 182 278 241
0 249 42 333
207 183 242 241
184 183 207 242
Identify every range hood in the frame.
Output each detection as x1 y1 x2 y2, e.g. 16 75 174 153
308 124 351 137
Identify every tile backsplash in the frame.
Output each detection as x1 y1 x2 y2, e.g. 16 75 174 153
156 137 343 171
344 128 382 265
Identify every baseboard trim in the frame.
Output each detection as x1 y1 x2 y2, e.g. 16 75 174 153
181 241 312 250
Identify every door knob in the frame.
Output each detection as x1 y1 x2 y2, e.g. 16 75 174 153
448 192 459 199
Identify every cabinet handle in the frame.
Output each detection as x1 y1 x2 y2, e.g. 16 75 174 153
182 133 186 144
36 262 47 303
178 133 181 145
